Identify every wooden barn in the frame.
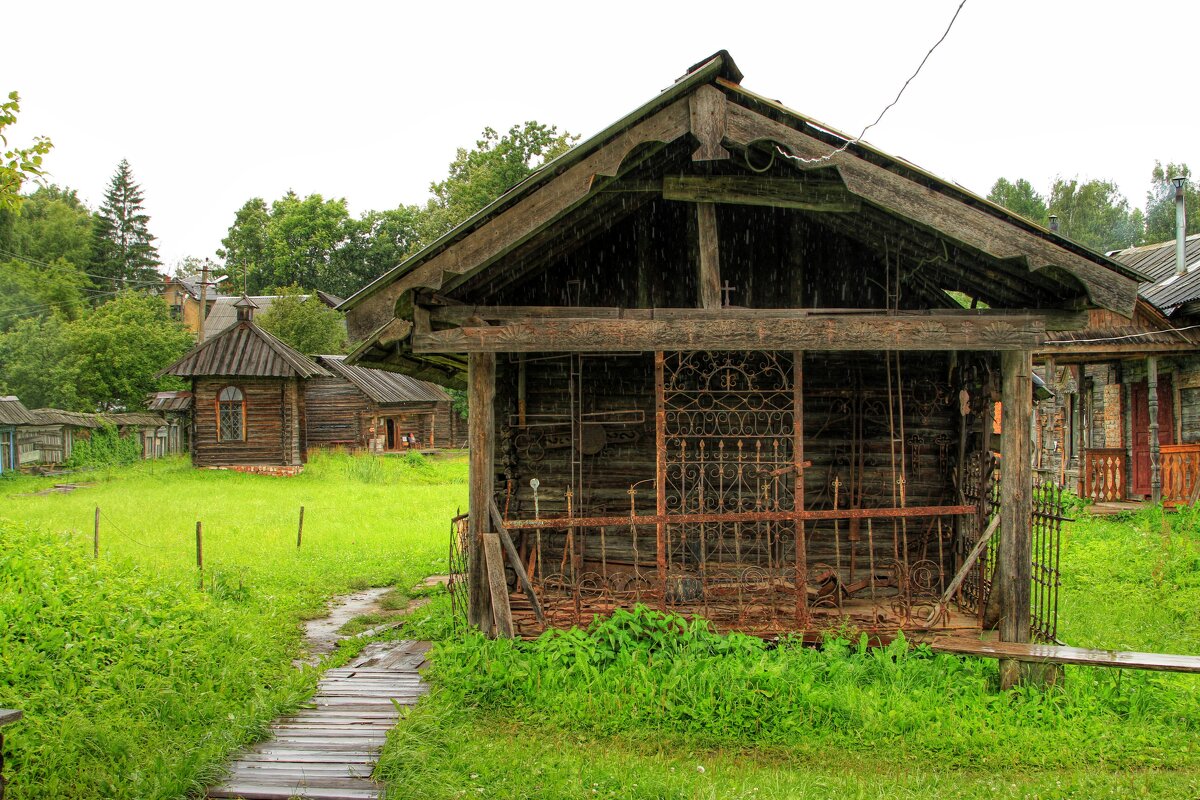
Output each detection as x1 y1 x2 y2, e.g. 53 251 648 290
340 52 1142 683
21 409 102 466
1035 234 1200 506
161 296 331 473
146 391 193 455
305 355 462 452
0 397 34 475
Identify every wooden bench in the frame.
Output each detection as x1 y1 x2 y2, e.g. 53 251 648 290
932 641 1200 674
0 709 21 800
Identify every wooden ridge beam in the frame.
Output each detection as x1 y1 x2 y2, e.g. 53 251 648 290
664 175 859 212
414 314 1061 354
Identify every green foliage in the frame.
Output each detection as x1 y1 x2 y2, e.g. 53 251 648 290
419 122 577 241
988 177 1048 225
89 159 161 289
0 185 94 269
0 256 88 333
64 424 142 468
1144 161 1200 244
446 387 468 421
0 292 191 411
988 174 1145 252
254 285 348 355
0 91 53 212
215 197 270 293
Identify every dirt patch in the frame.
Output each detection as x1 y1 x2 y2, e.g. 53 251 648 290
295 586 392 667
23 483 93 497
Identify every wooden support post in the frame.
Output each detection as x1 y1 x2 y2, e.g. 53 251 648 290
695 203 721 309
482 533 514 638
999 350 1033 689
490 499 544 626
94 506 100 559
297 506 304 549
196 520 204 590
467 352 496 630
1148 356 1161 505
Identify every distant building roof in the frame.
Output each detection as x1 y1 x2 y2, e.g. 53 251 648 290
168 275 226 300
162 317 330 379
28 409 103 428
102 412 168 428
1112 234 1200 314
203 292 345 337
0 396 35 426
316 355 452 404
146 391 193 412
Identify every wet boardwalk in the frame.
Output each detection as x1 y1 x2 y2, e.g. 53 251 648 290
207 640 430 800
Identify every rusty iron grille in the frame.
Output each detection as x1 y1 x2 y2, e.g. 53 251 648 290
957 450 998 619
1031 481 1067 643
659 351 806 624
448 513 470 628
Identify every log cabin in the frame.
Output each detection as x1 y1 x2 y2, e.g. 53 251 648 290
146 391 193 455
306 355 462 452
339 51 1143 683
161 296 331 474
20 409 101 466
0 397 33 475
1037 234 1200 506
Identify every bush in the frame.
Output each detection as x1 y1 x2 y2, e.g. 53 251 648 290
64 424 142 469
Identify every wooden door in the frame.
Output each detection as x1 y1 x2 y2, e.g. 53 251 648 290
1131 375 1175 496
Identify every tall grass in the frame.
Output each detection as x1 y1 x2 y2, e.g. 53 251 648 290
0 451 466 800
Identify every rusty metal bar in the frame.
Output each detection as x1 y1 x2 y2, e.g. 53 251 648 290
654 350 667 606
501 504 975 529
793 349 807 626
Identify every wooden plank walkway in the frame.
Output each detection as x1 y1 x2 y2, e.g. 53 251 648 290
207 639 430 800
932 639 1200 674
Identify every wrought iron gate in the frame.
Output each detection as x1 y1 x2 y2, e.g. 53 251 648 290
656 350 806 624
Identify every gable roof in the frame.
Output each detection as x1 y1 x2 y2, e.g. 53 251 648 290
162 317 330 379
146 391 193 412
101 412 167 428
204 295 279 336
29 408 103 428
315 356 451 404
0 396 35 426
341 51 1144 338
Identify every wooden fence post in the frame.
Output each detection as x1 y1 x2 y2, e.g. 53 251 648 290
999 350 1033 689
94 506 100 559
297 506 305 549
196 521 204 590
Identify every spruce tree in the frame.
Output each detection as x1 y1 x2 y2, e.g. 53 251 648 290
90 159 161 288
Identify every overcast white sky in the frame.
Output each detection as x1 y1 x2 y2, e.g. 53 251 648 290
5 1 1197 271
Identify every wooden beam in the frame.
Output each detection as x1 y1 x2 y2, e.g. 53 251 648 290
999 349 1034 689
466 352 496 631
489 499 544 626
664 175 859 212
1148 356 1161 505
481 533 514 638
688 84 729 161
696 203 721 309
415 314 1054 354
721 98 1139 317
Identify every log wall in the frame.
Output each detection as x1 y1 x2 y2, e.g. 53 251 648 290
193 377 305 467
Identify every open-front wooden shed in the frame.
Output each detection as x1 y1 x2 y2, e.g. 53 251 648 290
341 52 1141 684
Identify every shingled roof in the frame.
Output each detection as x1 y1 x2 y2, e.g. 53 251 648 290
0 396 35 426
146 391 193 412
1111 234 1200 314
316 356 451 404
28 409 103 428
162 312 330 379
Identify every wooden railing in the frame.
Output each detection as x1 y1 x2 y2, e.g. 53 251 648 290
1083 448 1125 502
1162 444 1200 506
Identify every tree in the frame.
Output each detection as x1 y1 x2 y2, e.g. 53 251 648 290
255 285 348 355
0 256 88 333
1048 178 1143 253
0 314 78 409
0 91 53 212
0 185 94 268
419 122 577 242
216 197 269 293
987 178 1048 226
90 159 161 288
263 193 353 292
1143 161 1200 244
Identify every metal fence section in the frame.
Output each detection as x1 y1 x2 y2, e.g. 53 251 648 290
448 513 469 628
1031 481 1068 644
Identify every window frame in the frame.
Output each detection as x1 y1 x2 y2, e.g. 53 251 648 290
216 385 246 442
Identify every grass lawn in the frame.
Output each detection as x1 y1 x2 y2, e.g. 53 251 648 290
0 450 466 800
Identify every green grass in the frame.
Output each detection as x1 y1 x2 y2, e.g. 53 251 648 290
0 450 466 800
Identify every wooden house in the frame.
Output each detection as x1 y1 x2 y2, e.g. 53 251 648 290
21 409 102 466
0 397 34 475
101 412 171 460
1036 235 1200 505
339 52 1142 681
161 296 331 474
146 391 193 455
163 276 223 336
305 355 461 452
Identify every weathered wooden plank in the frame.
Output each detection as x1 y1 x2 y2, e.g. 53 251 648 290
721 96 1139 316
489 499 544 625
688 84 729 161
414 315 1049 354
925 515 1001 625
0 709 21 726
932 640 1200 674
467 352 496 631
663 175 859 212
999 349 1034 689
209 784 378 800
483 533 514 638
695 203 721 309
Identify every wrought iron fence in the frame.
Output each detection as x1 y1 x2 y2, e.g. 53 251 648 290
448 512 469 628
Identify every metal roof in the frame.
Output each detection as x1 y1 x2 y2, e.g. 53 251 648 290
316 356 451 404
0 396 35 426
146 391 193 412
203 295 280 337
162 320 330 379
101 412 167 428
1111 234 1200 313
28 408 103 428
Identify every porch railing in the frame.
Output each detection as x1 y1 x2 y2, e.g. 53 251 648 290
1082 448 1125 502
1162 444 1200 506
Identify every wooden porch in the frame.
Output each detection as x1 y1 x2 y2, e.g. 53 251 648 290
1082 442 1200 506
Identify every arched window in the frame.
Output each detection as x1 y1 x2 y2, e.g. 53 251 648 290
217 386 245 442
